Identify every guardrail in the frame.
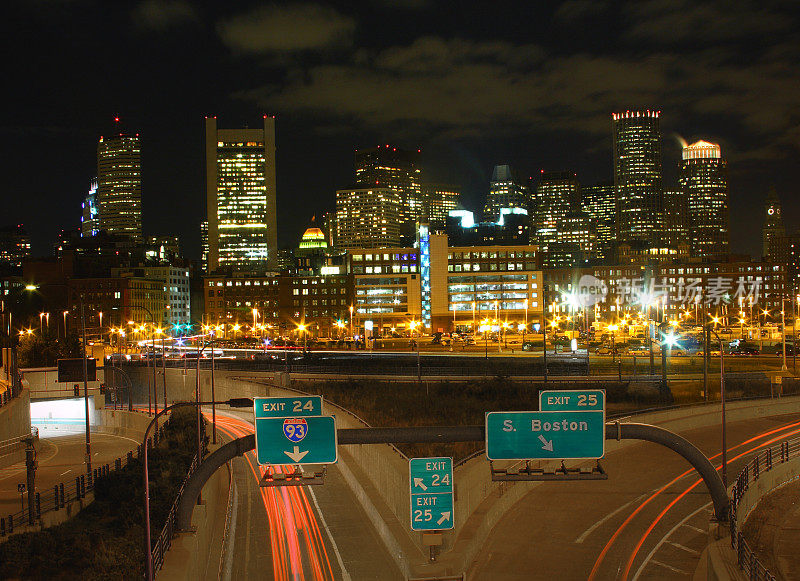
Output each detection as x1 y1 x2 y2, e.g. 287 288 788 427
0 421 169 538
728 436 800 580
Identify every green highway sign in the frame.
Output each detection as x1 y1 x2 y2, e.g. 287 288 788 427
539 389 605 412
486 411 605 461
253 396 323 419
255 415 337 465
409 457 454 531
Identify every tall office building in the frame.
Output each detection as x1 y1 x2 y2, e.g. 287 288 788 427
205 116 277 272
333 188 403 248
612 110 663 245
200 221 209 272
679 140 729 259
354 145 422 227
762 188 785 260
0 225 31 268
97 128 142 240
662 189 690 250
533 171 579 254
80 178 99 237
422 183 461 227
581 182 615 260
483 165 529 222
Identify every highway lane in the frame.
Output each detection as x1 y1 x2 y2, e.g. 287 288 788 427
208 409 402 581
0 431 139 518
469 411 800 580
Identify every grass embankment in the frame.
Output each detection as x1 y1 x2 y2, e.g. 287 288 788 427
300 377 663 462
0 408 205 581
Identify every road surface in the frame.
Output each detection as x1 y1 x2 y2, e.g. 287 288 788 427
0 431 139 519
208 409 403 581
470 411 800 580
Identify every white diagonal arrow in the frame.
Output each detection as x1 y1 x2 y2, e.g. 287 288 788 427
538 434 553 452
284 446 309 463
437 512 451 525
413 477 427 491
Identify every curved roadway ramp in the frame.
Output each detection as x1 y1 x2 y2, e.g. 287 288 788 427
470 410 800 580
209 410 403 581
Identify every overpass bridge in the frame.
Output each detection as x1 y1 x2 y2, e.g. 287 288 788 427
112 364 800 580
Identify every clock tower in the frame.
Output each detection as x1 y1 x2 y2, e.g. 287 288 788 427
762 188 785 259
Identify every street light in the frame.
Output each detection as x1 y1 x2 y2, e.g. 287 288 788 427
28 284 92 475
141 398 253 581
706 324 727 488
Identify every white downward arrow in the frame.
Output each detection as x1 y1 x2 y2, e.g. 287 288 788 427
413 477 427 491
538 435 553 452
284 446 309 463
437 512 451 525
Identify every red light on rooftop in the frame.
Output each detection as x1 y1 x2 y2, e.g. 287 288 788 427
114 117 120 122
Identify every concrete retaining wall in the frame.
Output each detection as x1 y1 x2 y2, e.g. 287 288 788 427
21 367 104 409
159 459 231 581
0 386 31 469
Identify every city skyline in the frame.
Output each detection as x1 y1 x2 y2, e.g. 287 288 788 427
5 1 799 260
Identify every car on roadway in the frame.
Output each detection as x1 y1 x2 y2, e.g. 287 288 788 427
731 345 760 355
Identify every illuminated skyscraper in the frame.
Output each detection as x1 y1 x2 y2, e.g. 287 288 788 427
533 171 579 255
97 129 142 240
483 165 529 222
80 178 99 237
205 117 277 272
581 182 615 260
762 188 785 260
422 183 461 227
0 224 31 268
333 188 403 248
354 145 422 227
679 140 728 259
200 221 209 272
612 110 663 245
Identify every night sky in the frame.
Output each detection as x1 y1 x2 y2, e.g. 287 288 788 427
5 0 799 260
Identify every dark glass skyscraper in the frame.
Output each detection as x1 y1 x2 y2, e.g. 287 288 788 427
97 130 142 240
679 140 728 259
612 110 663 246
533 171 579 255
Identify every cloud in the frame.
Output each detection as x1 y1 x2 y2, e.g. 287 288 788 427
236 37 669 137
230 0 800 166
624 0 793 45
217 4 356 53
552 0 608 22
133 0 198 29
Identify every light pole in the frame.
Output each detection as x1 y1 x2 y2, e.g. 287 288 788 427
781 300 788 372
349 305 354 340
542 284 549 383
495 300 500 353
472 301 476 335
523 299 528 348
29 284 92 475
141 398 253 581
707 325 726 488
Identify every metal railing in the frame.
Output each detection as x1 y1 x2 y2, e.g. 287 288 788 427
729 436 800 580
0 421 169 538
151 451 201 573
